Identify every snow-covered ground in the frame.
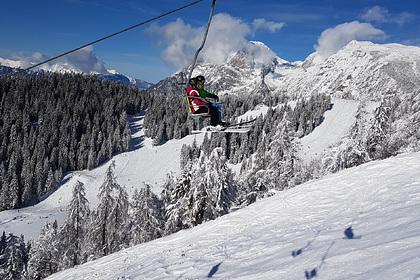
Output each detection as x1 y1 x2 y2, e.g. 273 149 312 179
298 98 360 164
47 151 420 280
0 98 370 241
0 114 204 240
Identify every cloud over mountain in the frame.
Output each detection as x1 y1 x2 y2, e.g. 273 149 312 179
148 13 283 69
0 46 108 74
314 21 386 62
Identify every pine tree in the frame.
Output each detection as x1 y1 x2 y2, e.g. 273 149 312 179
59 181 90 268
85 161 129 258
367 93 394 159
108 183 130 254
27 221 60 280
86 163 116 259
130 185 164 245
0 234 28 280
164 148 237 234
163 166 193 235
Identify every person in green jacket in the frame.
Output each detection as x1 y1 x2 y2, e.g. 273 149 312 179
187 75 227 127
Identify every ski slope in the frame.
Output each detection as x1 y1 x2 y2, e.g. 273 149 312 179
0 114 204 240
48 152 420 280
299 98 360 163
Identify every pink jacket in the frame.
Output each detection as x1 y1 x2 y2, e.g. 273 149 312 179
186 85 208 113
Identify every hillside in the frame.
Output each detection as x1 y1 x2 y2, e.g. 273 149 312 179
0 114 204 240
47 151 420 280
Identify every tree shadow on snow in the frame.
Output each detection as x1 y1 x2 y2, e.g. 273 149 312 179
292 230 321 258
304 241 335 279
128 113 145 151
207 262 223 278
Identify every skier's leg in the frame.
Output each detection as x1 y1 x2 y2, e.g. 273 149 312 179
208 105 220 126
193 107 209 115
213 102 222 123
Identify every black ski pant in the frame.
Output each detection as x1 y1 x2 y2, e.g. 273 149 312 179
194 105 220 126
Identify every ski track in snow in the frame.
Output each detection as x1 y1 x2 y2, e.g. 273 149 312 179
47 152 420 280
0 113 205 240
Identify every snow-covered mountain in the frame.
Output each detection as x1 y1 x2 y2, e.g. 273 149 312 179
98 70 153 90
154 40 420 104
2 40 420 279
47 151 420 280
0 57 153 90
191 41 288 96
149 41 289 96
266 40 420 100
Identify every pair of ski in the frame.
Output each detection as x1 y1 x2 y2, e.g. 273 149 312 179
194 118 256 134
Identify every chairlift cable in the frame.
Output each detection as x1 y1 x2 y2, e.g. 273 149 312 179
25 0 205 71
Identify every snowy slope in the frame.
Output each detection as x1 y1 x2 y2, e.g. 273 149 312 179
0 114 204 240
0 96 373 240
47 151 420 280
299 98 360 163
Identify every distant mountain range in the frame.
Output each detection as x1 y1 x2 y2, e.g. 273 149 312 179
156 40 420 103
0 59 153 90
3 40 420 97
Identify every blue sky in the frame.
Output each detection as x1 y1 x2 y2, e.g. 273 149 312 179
1 0 420 82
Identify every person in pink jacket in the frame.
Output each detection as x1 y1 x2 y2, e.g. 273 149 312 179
186 75 227 127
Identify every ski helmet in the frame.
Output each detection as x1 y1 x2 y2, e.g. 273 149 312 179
196 75 205 83
188 77 197 87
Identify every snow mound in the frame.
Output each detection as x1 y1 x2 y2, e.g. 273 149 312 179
47 151 420 280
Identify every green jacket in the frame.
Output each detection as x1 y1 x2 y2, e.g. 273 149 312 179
198 88 218 102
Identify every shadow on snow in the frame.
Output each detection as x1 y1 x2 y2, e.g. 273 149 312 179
207 262 223 278
128 112 145 151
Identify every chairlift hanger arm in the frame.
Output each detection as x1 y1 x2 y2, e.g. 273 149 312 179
186 0 216 85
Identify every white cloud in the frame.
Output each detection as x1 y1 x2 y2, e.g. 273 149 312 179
314 21 386 61
147 13 281 69
0 46 107 74
361 6 415 26
252 19 286 33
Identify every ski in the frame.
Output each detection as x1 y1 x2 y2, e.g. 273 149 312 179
209 127 251 133
228 118 257 128
191 119 256 134
192 126 251 134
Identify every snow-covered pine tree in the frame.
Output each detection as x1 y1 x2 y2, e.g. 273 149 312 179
107 183 130 254
366 92 395 159
86 162 117 259
163 166 193 235
130 184 164 246
164 148 237 234
86 161 130 258
59 180 90 268
0 232 6 256
0 233 28 280
202 148 237 216
266 118 300 190
27 221 60 280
